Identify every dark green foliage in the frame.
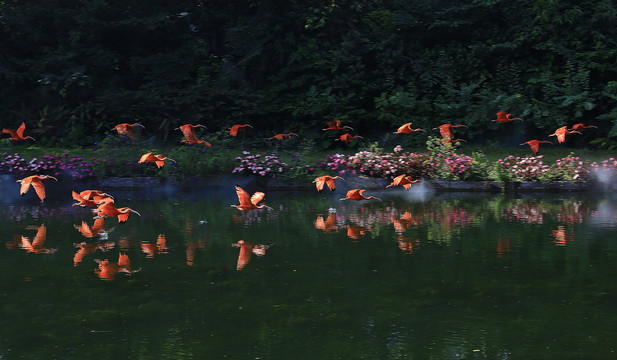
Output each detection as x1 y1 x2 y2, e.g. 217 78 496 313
1 0 617 147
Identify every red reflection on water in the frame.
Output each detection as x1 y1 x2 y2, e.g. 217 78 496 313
74 218 110 239
552 226 572 246
391 211 421 233
94 253 138 281
73 241 115 266
397 235 419 254
232 240 270 270
185 240 206 266
314 213 338 233
346 224 371 240
496 238 511 257
142 234 168 258
19 224 56 254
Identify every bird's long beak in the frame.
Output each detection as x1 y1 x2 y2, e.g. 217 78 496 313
131 209 141 217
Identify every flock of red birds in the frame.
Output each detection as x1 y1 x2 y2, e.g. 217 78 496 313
1 114 601 277
3 112 600 208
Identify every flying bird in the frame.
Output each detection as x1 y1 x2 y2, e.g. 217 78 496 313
433 124 468 140
17 175 58 202
231 185 273 211
176 124 211 146
112 123 145 139
229 124 253 137
491 112 523 123
386 174 420 190
323 121 354 131
335 133 364 144
267 132 298 141
340 189 381 201
570 123 598 132
394 123 426 134
2 122 35 141
520 140 553 155
313 175 344 191
138 152 176 168
548 126 581 143
93 198 141 223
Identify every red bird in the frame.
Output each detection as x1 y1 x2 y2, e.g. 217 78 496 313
112 123 145 139
2 122 35 141
340 189 381 201
17 175 58 202
93 198 141 223
267 132 298 140
491 112 523 123
231 185 273 211
394 123 426 134
138 152 176 168
335 133 364 144
386 174 420 190
229 124 253 137
323 121 354 131
176 124 211 146
520 140 553 155
433 124 467 139
313 175 344 191
549 126 581 143
571 123 598 132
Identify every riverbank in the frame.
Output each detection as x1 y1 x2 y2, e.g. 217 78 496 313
89 175 614 192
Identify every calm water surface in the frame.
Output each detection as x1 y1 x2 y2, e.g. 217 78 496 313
2 178 617 359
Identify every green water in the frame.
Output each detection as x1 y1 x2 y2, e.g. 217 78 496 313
2 181 617 359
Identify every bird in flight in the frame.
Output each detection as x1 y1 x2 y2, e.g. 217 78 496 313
340 189 381 201
386 174 420 190
394 123 426 134
17 175 58 202
520 140 553 155
323 121 354 132
138 152 176 168
231 185 273 211
549 126 581 143
112 123 145 139
491 112 523 123
313 175 344 191
229 124 253 137
2 122 35 141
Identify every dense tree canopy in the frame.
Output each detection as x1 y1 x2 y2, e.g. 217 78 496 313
1 0 616 148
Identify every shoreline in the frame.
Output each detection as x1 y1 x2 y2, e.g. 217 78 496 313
94 175 613 192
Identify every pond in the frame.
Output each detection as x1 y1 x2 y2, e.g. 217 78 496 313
2 176 617 359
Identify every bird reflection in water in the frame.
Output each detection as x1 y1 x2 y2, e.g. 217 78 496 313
552 226 571 246
142 234 168 258
346 224 371 241
19 224 56 254
94 253 139 281
232 240 271 270
397 236 419 254
314 213 339 233
73 241 115 266
496 238 511 258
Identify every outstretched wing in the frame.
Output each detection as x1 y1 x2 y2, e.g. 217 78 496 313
31 180 46 201
325 177 337 191
251 192 266 205
235 186 252 206
314 177 325 191
16 122 26 137
19 178 32 195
